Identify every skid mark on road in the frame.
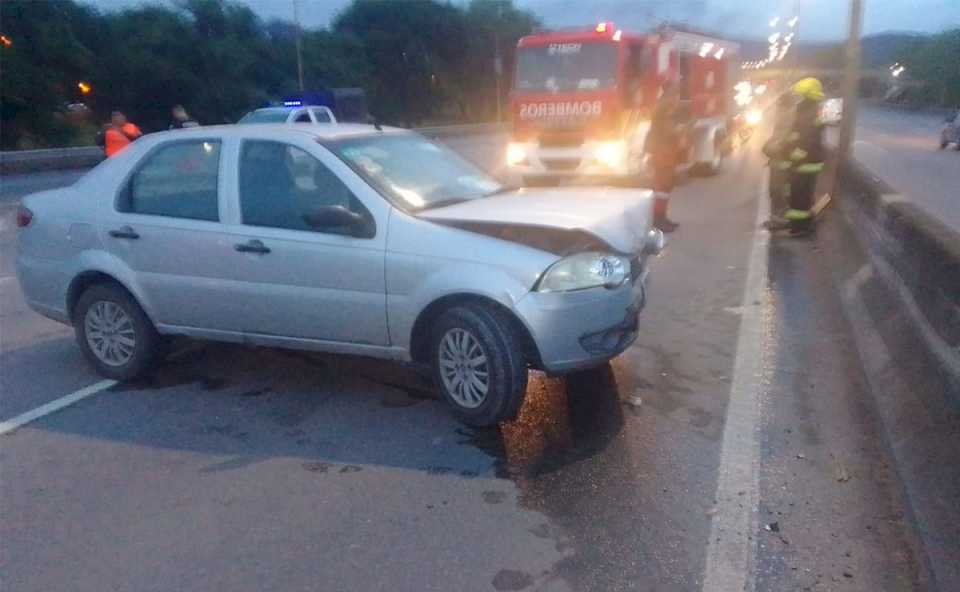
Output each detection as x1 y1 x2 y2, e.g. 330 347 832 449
701 171 771 591
0 379 117 435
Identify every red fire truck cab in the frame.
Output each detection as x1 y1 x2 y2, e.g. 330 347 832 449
507 23 738 183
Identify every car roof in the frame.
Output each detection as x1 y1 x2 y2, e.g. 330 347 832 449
145 123 409 142
252 105 330 112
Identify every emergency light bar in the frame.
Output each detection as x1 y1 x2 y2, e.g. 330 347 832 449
595 22 613 33
283 100 303 107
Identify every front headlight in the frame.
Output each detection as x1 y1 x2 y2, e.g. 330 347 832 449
745 108 763 126
506 142 528 167
536 252 630 292
593 141 626 168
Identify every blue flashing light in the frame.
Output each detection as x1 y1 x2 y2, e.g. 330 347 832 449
283 100 303 107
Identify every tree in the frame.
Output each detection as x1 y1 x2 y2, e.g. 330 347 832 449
334 0 468 125
459 0 539 121
0 0 98 148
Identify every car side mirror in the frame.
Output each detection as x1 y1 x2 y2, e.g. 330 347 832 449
303 205 373 238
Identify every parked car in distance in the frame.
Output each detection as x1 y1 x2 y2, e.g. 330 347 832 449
16 124 663 425
940 110 959 150
238 104 337 125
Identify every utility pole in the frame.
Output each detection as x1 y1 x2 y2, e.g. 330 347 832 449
493 2 504 122
837 0 863 162
293 0 305 92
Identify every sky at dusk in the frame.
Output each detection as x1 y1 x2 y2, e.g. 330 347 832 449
90 0 960 42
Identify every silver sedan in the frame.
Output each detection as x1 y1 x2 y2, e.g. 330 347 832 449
15 124 662 425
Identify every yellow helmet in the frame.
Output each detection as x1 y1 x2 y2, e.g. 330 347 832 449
793 77 825 102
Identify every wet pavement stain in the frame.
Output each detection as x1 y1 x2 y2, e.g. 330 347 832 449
237 387 271 398
492 569 535 591
482 490 507 504
302 461 331 473
338 465 362 474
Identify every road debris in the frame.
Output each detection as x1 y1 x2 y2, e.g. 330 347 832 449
765 521 780 533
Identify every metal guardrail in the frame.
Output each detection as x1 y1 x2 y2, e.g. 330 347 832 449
0 122 509 176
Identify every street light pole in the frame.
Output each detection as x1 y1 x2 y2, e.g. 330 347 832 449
837 0 864 162
293 0 305 92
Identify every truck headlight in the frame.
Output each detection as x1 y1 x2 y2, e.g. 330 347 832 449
536 252 630 292
506 142 528 166
594 141 626 168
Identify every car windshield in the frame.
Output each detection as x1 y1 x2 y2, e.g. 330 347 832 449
326 133 506 211
238 109 291 124
516 42 618 92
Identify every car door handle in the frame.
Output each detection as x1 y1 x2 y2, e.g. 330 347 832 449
234 239 271 254
108 226 140 239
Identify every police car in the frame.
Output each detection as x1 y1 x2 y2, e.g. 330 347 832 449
238 101 337 125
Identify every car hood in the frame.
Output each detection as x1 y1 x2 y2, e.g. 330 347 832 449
419 187 654 255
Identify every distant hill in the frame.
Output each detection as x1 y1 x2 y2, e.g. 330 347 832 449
734 31 931 69
860 32 928 68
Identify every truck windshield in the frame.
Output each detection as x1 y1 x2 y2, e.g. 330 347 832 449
516 42 618 92
327 133 506 212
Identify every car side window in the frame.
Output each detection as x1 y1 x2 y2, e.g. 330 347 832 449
238 140 369 235
310 108 332 123
120 140 221 221
293 110 311 123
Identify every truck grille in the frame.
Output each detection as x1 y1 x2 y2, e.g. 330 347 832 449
539 132 584 148
542 158 581 171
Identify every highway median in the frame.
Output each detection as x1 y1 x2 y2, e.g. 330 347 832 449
828 154 960 591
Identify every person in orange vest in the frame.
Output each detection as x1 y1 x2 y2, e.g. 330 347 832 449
96 111 142 157
644 83 683 233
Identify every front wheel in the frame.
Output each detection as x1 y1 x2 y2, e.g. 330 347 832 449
940 138 949 150
74 283 161 380
430 305 528 426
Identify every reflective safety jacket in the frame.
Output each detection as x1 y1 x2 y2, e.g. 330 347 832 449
783 99 825 175
104 123 142 157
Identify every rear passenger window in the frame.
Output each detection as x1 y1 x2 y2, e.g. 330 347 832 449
311 108 332 123
122 140 221 221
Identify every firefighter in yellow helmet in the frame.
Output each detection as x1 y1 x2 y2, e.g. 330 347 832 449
781 78 826 235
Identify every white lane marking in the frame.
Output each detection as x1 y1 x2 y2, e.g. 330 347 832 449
701 169 770 591
0 379 117 436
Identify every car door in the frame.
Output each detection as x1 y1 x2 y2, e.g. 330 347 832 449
222 138 389 345
104 137 241 331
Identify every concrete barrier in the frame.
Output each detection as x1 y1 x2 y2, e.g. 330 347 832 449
0 146 104 175
829 158 960 590
0 123 508 176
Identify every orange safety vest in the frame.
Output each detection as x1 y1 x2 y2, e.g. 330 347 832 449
104 123 142 157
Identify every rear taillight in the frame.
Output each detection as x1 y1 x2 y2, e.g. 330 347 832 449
16 205 33 228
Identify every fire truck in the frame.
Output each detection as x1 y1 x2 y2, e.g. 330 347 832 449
507 23 739 184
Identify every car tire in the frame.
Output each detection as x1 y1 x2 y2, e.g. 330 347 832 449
430 305 528 426
74 283 161 381
940 138 948 150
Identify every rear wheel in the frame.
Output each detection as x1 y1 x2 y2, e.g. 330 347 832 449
940 137 949 150
430 305 528 426
74 283 160 380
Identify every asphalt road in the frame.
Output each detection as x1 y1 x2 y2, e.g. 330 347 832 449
854 105 960 231
0 132 927 591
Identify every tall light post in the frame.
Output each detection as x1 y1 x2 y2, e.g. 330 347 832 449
293 0 305 92
838 0 864 162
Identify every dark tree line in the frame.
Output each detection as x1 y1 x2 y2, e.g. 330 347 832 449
0 0 538 149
